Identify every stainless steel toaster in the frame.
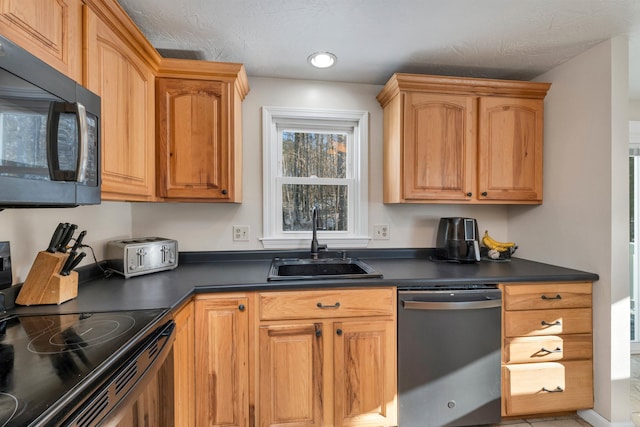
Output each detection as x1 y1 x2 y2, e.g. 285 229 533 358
106 237 178 278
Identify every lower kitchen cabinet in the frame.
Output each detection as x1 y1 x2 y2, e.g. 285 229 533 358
501 282 593 417
333 320 397 427
257 288 397 427
258 322 324 426
195 293 251 427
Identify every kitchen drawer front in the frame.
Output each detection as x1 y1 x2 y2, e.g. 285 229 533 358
504 308 591 337
503 283 592 311
504 334 592 364
258 287 395 320
503 360 593 415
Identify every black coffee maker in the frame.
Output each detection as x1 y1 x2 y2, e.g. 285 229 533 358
435 217 481 263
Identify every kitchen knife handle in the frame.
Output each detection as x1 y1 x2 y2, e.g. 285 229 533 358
60 251 76 275
60 251 86 276
47 222 65 253
70 230 87 253
67 252 86 272
58 224 77 252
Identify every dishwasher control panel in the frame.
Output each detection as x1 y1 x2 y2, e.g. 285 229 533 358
106 237 178 278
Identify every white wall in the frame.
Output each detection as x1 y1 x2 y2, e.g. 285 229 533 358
508 37 630 425
0 202 131 283
131 77 509 251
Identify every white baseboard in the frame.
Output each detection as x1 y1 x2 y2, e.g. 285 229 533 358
578 409 635 427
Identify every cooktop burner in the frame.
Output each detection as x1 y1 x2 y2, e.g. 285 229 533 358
0 309 165 426
27 314 136 354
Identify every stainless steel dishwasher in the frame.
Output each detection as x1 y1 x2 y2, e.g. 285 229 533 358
398 285 502 427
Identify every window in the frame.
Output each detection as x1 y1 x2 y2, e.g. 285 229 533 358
262 106 369 249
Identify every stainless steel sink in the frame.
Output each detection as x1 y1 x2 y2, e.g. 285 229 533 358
267 257 382 281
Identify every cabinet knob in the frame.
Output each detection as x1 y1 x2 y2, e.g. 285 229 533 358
336 328 343 336
315 325 322 337
466 192 472 197
238 304 245 311
481 192 488 197
221 189 228 195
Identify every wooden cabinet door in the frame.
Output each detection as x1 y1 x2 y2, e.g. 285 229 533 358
172 301 195 427
195 296 249 427
478 97 543 202
156 78 231 200
84 6 155 201
0 0 82 81
403 92 475 201
333 320 397 427
259 323 324 427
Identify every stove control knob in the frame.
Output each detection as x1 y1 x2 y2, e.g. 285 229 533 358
447 401 456 409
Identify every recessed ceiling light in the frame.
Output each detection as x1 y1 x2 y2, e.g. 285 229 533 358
308 52 337 69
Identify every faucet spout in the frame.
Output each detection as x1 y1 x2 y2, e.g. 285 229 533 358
310 206 327 259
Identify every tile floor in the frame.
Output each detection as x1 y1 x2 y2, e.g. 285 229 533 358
493 416 592 427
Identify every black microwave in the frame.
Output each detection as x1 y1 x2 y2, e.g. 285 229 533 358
0 34 100 208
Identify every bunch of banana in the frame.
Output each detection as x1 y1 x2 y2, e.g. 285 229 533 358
482 230 516 253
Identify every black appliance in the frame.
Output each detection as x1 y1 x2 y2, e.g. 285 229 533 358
0 34 101 208
435 217 481 263
0 309 174 426
398 285 502 426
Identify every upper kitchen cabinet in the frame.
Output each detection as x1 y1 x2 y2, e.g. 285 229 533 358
156 59 249 202
377 73 550 204
0 0 82 82
83 0 159 201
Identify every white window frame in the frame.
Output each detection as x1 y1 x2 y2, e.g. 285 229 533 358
261 106 370 249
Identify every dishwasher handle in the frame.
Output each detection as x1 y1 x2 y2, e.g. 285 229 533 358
401 299 501 311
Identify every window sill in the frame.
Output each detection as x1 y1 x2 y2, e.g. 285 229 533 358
260 236 371 250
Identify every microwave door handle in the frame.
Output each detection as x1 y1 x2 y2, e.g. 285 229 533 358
46 101 63 180
75 102 89 183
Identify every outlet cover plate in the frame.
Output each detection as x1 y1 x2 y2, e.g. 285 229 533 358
233 225 250 241
374 224 390 240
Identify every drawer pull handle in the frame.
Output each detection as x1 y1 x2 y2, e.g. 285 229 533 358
540 347 562 354
317 302 340 309
541 320 561 326
542 386 564 393
541 294 562 300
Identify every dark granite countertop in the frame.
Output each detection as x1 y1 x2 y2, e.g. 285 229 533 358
5 248 599 316
0 248 598 425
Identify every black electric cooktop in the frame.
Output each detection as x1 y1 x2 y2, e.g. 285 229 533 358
0 309 165 426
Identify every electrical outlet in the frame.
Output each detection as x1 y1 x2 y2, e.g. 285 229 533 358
374 224 390 240
232 225 249 241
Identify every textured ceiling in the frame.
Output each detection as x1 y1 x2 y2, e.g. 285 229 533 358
117 0 640 97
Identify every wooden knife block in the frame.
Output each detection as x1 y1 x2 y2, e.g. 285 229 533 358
16 251 78 306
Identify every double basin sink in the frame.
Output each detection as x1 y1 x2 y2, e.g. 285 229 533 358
267 257 382 281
